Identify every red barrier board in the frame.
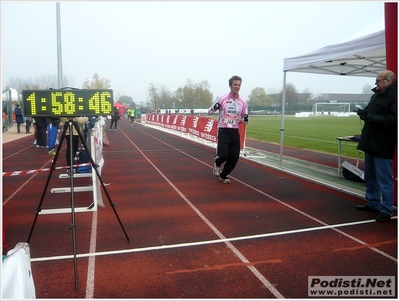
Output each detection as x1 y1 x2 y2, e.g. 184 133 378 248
144 114 246 150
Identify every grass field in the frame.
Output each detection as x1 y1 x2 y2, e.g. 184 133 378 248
246 115 364 159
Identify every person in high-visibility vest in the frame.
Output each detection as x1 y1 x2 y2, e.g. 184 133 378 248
129 108 136 125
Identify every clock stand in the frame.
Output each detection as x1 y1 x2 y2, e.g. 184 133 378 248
27 118 130 290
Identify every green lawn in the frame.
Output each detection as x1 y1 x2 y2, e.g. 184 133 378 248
246 115 364 158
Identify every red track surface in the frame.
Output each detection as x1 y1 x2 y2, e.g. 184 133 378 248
2 120 397 298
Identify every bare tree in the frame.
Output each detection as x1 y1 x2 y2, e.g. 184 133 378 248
278 83 299 108
118 95 135 108
174 79 213 109
147 82 160 111
5 74 73 92
82 73 111 89
362 83 374 94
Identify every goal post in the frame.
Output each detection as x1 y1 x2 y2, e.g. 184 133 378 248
312 103 351 115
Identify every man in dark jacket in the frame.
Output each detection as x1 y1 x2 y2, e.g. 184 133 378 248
356 70 397 222
109 107 120 131
14 104 24 134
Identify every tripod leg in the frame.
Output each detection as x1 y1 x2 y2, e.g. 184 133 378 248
27 122 67 243
73 122 130 242
67 121 79 290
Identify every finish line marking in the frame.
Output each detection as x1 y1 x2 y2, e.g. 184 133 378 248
30 217 389 263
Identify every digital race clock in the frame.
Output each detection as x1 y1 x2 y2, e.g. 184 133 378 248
22 89 114 117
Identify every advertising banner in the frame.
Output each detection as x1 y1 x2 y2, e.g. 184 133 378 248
144 114 246 150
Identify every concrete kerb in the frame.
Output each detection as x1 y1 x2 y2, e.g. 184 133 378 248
241 147 365 199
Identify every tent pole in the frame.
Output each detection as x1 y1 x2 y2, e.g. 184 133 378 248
279 72 287 168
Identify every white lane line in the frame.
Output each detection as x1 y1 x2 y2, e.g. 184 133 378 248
29 125 395 298
233 176 398 263
103 129 284 298
3 158 53 205
31 217 392 263
85 210 98 299
2 144 37 160
139 127 398 264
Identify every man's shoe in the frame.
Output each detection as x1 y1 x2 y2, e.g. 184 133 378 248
376 212 391 222
213 163 221 177
219 176 230 184
356 204 379 212
48 149 57 156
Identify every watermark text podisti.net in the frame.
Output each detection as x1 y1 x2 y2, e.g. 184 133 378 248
308 276 395 297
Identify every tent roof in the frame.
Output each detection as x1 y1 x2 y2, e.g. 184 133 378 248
2 88 20 101
113 101 127 109
283 29 386 78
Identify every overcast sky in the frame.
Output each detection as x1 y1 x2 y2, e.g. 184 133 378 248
1 1 385 104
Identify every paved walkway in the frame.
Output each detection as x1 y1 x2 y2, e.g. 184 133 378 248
2 123 34 144
241 145 365 198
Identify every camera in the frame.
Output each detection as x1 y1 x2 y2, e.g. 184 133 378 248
353 105 362 112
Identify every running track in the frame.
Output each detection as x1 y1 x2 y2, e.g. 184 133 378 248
2 119 397 298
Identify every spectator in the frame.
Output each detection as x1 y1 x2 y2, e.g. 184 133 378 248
109 107 120 131
47 118 60 156
25 117 32 134
34 117 47 148
356 70 397 222
14 105 23 134
60 117 88 172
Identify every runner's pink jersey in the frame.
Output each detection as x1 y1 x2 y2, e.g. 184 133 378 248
208 93 248 129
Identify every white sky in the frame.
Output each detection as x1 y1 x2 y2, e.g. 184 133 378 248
1 1 386 104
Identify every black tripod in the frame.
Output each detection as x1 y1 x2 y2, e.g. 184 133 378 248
27 118 130 290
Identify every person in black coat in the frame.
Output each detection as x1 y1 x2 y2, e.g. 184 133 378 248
14 105 24 134
356 70 397 222
34 117 47 148
109 107 120 131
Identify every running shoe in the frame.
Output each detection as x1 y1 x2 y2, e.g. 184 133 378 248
48 149 57 156
219 176 230 184
213 162 221 177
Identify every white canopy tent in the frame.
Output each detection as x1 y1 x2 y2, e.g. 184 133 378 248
283 29 385 77
279 24 386 167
